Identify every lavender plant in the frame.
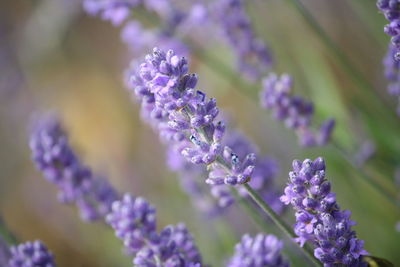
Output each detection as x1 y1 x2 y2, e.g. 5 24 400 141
28 116 205 266
377 1 400 116
126 47 324 265
383 43 400 115
1 0 399 266
29 115 119 222
8 240 56 267
281 157 368 266
129 47 256 186
377 0 400 60
106 194 202 266
260 73 335 147
166 126 284 216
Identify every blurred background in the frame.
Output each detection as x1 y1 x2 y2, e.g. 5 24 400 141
0 0 399 266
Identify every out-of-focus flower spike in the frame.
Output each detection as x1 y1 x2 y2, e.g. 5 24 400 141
106 193 202 266
29 114 119 222
8 240 56 267
227 233 289 267
260 73 335 147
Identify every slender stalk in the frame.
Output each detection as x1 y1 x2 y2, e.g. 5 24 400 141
229 187 271 233
242 184 322 267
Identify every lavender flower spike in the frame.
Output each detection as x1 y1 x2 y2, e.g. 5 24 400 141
215 0 272 80
132 47 256 186
281 157 368 266
383 43 400 115
29 115 118 221
227 233 288 267
106 193 202 266
260 73 335 147
377 0 400 60
8 240 56 267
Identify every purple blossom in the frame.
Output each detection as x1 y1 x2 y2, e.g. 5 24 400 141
214 0 272 80
129 47 256 187
125 48 285 220
29 115 118 222
227 234 288 267
281 157 368 266
383 43 400 115
377 0 400 60
8 240 56 267
260 73 335 147
106 194 202 266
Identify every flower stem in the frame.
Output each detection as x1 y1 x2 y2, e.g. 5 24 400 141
242 183 322 267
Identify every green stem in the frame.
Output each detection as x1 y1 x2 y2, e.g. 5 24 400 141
229 187 271 233
242 184 322 267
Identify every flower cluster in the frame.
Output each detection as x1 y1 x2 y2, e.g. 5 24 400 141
377 0 400 60
227 234 288 267
167 127 284 216
260 73 335 147
215 0 272 80
29 115 118 221
129 47 256 186
106 194 202 266
383 43 400 115
8 240 56 267
280 157 368 266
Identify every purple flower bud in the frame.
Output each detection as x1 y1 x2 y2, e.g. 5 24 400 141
8 240 55 267
228 234 289 267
